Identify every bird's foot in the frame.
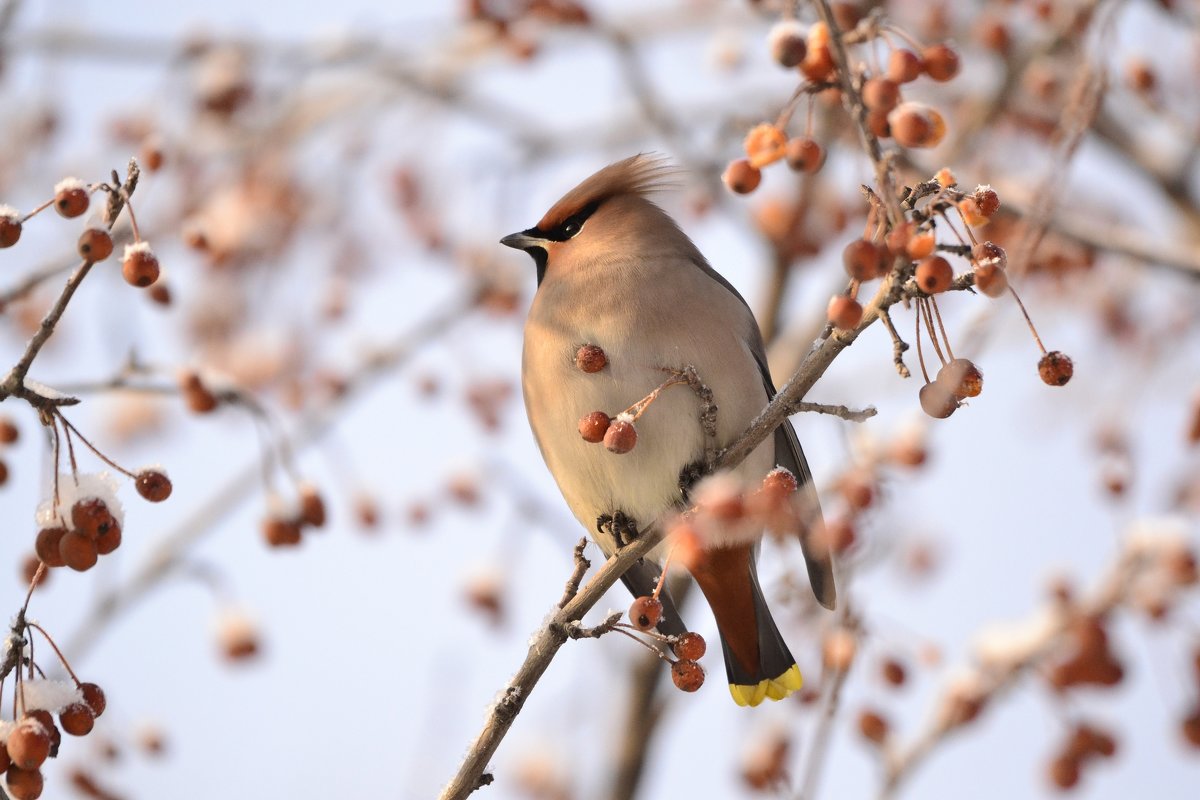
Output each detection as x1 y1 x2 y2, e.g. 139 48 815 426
678 459 708 501
597 511 640 547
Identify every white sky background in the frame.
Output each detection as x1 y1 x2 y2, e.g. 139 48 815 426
0 1 1198 799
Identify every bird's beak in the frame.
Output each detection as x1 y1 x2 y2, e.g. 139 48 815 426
500 231 546 251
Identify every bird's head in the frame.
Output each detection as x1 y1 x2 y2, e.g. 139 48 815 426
500 154 686 285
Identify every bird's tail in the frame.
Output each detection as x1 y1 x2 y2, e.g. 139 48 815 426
688 542 802 707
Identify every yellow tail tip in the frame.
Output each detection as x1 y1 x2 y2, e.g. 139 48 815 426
729 664 803 707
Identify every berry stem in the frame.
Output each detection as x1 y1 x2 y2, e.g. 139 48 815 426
928 296 956 362
610 625 675 661
621 376 687 421
1008 285 1048 354
920 299 948 366
915 300 930 384
20 197 55 223
25 622 80 684
883 24 925 53
950 205 980 246
55 411 138 479
652 546 675 600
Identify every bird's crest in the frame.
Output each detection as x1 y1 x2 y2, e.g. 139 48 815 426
535 153 678 233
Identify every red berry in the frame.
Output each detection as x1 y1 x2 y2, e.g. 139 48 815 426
71 497 116 540
858 709 890 744
0 416 17 443
6 724 49 770
262 516 302 547
34 527 67 568
574 344 607 373
673 631 707 661
1038 351 1074 386
881 657 907 687
916 256 953 293
578 411 611 444
974 186 1000 216
887 48 922 83
179 371 219 413
785 138 824 173
1048 754 1080 790
4 765 43 800
863 78 901 112
937 358 983 398
671 659 705 692
77 228 114 262
1182 704 1200 748
907 231 936 260
842 239 888 281
122 244 161 287
59 531 99 571
94 520 122 555
889 103 947 148
135 469 173 502
769 21 807 68
54 182 89 218
59 703 95 736
79 683 106 718
0 210 21 248
919 382 957 419
827 295 863 330
603 418 637 454
723 159 762 195
299 485 326 527
921 43 960 81
629 595 663 631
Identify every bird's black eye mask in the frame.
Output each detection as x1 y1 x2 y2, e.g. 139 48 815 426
531 199 601 242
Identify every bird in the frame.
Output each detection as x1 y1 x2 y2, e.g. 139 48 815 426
502 154 835 707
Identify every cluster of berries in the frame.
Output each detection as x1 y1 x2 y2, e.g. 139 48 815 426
626 595 707 693
1 677 107 800
261 484 327 547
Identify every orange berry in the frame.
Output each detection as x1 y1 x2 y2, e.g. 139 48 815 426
973 262 1009 298
842 238 888 281
885 222 914 255
957 197 987 227
59 703 95 736
827 295 863 330
6 724 49 770
4 765 43 800
629 595 663 631
59 531 98 571
915 256 953 293
671 659 705 692
863 77 900 111
0 208 22 248
140 135 165 171
54 180 90 218
857 709 890 744
77 228 114 262
938 358 983 398
784 138 824 173
1126 58 1156 94
921 43 960 81
906 231 936 259
34 527 67 568
723 159 762 194
262 516 302 547
0 416 17 443
919 382 957 419
79 682 106 717
574 344 607 373
578 411 610 444
135 469 173 502
889 103 947 148
866 108 892 139
121 243 160 287
1038 351 1074 386
974 186 1000 217
761 467 798 498
673 631 707 661
887 49 922 83
1182 704 1200 749
603 418 637 454
800 39 835 82
744 123 788 169
1048 755 1080 790
299 485 326 527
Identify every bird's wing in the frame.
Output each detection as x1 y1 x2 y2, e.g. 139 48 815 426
690 254 837 610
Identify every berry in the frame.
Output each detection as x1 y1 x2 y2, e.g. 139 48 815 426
140 135 165 171
79 683 106 717
180 370 219 413
915 256 953 293
822 628 857 671
906 231 936 259
0 416 17 443
957 197 987 227
94 521 122 555
881 658 907 687
59 703 95 736
887 49 922 83
921 43 960 81
6 724 49 770
768 21 807 68
866 108 891 139
1048 755 1080 790
761 468 799 498
122 243 160 287
973 261 1009 298
827 295 863 330
938 358 983 398
857 709 890 744
574 344 607 373
673 631 707 661
919 382 957 419
842 238 888 281
578 411 610 443
135 469 173 502
785 138 824 173
629 595 663 631
1038 351 1074 386
77 228 113 262
604 418 637 454
744 123 788 169
973 240 1008 270
863 78 900 112
671 659 705 692
723 159 762 195
889 103 947 148
974 186 1000 216
4 765 43 800
23 711 59 755
299 485 326 527
1182 704 1200 749
885 222 914 255
71 498 116 540
262 516 302 547
34 527 67 568
54 181 89 218
59 532 99 571
0 210 21 248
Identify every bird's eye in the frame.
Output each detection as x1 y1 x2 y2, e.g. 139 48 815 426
561 220 581 238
